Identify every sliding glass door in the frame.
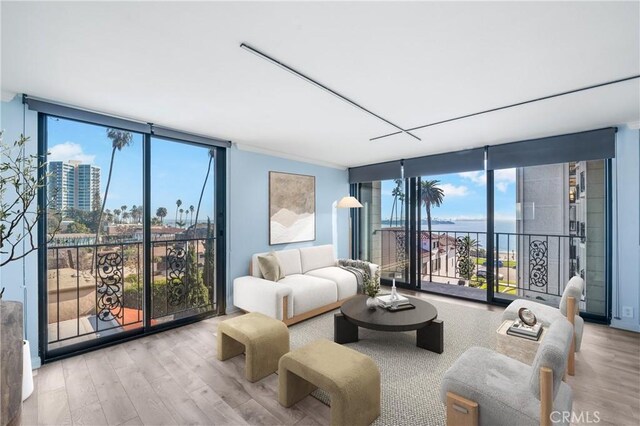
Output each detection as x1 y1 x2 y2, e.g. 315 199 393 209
40 115 226 360
491 160 608 318
358 179 410 285
351 129 613 322
149 137 217 324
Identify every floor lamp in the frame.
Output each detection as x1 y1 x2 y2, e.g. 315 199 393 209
337 196 363 259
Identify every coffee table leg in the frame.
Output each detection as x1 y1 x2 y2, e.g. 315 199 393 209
334 313 358 344
417 319 443 353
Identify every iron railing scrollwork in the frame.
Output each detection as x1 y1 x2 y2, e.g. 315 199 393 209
166 246 187 306
528 240 549 288
96 251 124 322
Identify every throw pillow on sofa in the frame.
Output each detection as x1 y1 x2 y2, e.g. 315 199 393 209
257 252 285 282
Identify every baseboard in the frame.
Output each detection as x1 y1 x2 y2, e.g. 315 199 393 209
31 355 41 370
610 319 640 333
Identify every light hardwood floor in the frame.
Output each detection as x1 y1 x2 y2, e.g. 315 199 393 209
23 291 640 426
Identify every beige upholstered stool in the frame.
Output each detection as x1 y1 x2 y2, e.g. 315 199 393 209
217 312 289 382
278 339 381 426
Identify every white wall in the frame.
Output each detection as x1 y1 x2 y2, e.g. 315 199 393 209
0 96 40 366
611 125 640 332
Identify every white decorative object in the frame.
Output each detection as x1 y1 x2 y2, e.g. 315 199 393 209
366 297 378 310
22 340 33 401
390 278 399 307
336 196 363 208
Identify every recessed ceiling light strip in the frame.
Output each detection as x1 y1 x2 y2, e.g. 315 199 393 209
370 74 640 141
240 42 421 141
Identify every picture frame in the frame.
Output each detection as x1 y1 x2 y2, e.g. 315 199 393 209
269 171 316 245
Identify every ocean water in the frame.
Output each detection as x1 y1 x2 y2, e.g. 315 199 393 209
382 219 517 251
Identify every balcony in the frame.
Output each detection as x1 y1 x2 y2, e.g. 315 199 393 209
46 237 217 351
376 228 582 305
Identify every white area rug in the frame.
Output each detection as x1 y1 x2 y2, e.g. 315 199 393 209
288 298 503 426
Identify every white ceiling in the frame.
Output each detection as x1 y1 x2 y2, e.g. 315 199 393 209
2 1 639 168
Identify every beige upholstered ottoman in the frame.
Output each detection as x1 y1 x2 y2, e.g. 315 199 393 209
278 339 381 426
217 312 289 382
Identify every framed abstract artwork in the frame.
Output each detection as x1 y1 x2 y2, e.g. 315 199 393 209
269 171 316 245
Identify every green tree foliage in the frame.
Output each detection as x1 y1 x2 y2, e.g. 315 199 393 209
155 207 168 225
457 236 477 280
420 180 445 282
203 218 215 290
66 222 90 234
185 242 209 308
65 208 100 233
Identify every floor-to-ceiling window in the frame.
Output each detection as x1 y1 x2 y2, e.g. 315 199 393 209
36 103 227 361
490 161 608 319
351 129 614 323
416 172 487 301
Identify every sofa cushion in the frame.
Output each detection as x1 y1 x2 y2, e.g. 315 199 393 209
305 266 357 300
278 274 338 316
257 252 285 282
275 249 304 276
252 249 302 278
299 245 335 273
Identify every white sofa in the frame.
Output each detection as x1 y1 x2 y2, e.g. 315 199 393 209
233 245 378 325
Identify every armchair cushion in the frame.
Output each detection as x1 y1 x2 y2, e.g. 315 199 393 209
529 318 573 400
560 276 584 317
502 298 584 351
441 347 572 426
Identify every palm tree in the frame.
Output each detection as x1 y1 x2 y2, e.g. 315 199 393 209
131 205 138 223
113 209 121 224
175 199 182 227
122 211 130 224
420 179 445 282
194 149 215 234
156 207 168 225
179 208 184 225
94 129 132 244
189 205 195 226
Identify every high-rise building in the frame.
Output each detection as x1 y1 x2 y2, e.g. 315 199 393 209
49 160 101 212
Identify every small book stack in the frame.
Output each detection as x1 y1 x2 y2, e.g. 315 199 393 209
376 294 411 308
507 320 543 341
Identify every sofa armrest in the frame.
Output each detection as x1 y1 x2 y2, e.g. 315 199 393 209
233 276 293 321
369 263 380 277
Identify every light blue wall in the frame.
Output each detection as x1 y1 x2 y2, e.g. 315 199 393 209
226 146 350 311
0 96 40 367
611 125 640 332
0 96 350 366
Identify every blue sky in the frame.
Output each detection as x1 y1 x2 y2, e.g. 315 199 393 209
46 116 515 225
381 168 517 222
46 116 215 222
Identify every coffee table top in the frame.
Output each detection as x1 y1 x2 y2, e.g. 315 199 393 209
340 295 438 332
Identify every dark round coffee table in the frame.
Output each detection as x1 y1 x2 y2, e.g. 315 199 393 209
334 295 444 353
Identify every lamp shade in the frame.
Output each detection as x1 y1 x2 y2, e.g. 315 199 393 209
337 196 363 208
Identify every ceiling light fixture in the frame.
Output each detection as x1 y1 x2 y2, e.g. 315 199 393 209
240 42 421 141
369 74 640 142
